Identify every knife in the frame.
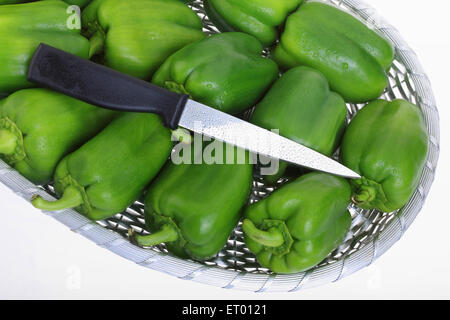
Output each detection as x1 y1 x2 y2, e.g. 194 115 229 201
27 44 360 179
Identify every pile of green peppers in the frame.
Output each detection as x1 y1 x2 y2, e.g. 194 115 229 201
0 0 430 275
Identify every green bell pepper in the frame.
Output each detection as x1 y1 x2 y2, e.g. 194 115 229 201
272 2 395 103
82 0 205 79
242 172 352 274
132 142 253 260
32 113 173 220
251 66 347 182
153 32 279 114
0 89 115 185
0 0 90 95
341 99 429 213
204 0 303 47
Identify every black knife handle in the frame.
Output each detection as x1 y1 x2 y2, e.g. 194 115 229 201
27 44 188 129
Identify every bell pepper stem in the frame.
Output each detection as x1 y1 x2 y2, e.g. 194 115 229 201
132 224 179 247
353 185 377 204
242 219 285 248
31 186 83 211
0 129 17 155
354 190 371 202
164 81 190 95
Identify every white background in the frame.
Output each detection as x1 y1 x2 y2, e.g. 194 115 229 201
0 0 449 300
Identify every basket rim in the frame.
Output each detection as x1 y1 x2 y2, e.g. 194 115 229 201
0 0 440 292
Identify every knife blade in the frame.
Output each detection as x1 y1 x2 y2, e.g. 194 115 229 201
27 44 360 179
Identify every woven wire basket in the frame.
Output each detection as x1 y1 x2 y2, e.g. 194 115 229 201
0 0 440 292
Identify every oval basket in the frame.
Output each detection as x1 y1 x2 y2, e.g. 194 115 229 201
0 0 440 292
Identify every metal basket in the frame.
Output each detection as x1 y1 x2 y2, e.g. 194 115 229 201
0 0 440 292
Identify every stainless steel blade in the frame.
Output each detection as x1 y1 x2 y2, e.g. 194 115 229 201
179 100 361 179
